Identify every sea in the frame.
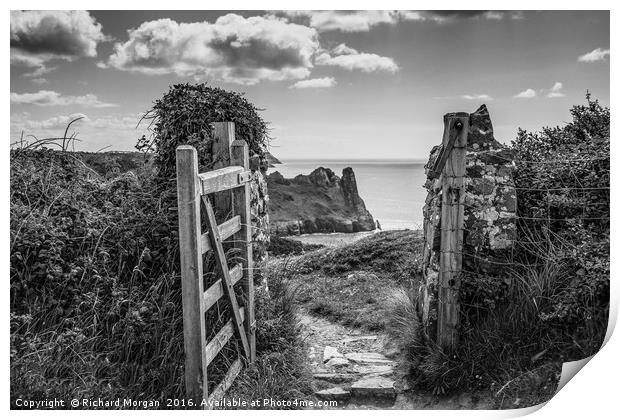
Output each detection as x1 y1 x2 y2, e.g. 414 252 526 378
268 160 428 231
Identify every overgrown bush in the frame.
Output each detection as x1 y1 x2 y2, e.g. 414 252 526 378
10 84 299 408
138 83 270 178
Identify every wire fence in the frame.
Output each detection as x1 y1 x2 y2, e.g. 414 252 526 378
426 150 610 277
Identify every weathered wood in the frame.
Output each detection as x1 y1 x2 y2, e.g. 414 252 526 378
205 308 245 366
200 216 242 253
206 358 243 408
202 196 251 360
230 139 256 363
212 122 235 219
198 166 250 195
176 146 208 403
437 113 469 350
203 264 244 311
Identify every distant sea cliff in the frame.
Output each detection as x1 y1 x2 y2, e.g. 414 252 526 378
267 166 376 236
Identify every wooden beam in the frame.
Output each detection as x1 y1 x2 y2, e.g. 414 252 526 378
206 358 243 408
175 146 208 403
198 166 250 195
212 122 235 219
231 139 256 363
205 308 245 366
200 216 242 253
437 114 469 351
203 264 244 311
202 196 251 360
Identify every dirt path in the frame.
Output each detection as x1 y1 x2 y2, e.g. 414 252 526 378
300 311 495 410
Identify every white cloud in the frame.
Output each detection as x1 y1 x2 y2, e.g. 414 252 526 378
513 88 537 99
289 77 336 89
578 47 610 63
279 10 423 32
10 90 117 108
462 94 493 101
277 10 518 32
10 11 108 77
315 44 398 73
546 82 565 98
104 14 319 85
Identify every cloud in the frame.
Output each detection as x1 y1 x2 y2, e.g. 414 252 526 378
276 10 521 32
289 77 336 89
10 90 117 108
315 44 398 73
462 93 493 100
513 88 537 99
546 82 565 98
278 10 422 32
104 14 319 85
10 11 108 77
578 47 610 63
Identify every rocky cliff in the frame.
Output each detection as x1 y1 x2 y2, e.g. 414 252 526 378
267 167 376 236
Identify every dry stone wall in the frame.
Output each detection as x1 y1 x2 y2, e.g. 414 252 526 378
419 105 517 342
249 154 270 271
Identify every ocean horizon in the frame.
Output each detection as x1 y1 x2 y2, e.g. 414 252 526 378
268 159 428 231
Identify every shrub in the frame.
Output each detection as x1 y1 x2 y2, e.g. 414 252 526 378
138 83 270 178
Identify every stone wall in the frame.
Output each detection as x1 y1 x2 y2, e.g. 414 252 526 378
249 154 270 274
419 105 517 342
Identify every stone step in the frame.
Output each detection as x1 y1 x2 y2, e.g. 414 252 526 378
341 335 378 343
315 387 351 400
351 377 396 399
313 372 359 383
346 364 394 376
325 357 350 368
323 345 344 362
344 352 394 364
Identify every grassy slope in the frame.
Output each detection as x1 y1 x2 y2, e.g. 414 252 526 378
281 230 424 331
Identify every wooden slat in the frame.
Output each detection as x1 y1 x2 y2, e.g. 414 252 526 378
175 146 208 403
437 114 469 351
231 139 256 363
198 166 251 195
203 264 243 310
200 216 242 253
202 196 251 360
206 358 243 407
205 308 245 366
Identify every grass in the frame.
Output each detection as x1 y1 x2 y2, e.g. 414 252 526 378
225 266 315 408
280 230 424 331
10 147 313 409
382 229 605 409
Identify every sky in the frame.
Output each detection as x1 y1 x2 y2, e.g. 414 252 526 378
9 10 610 160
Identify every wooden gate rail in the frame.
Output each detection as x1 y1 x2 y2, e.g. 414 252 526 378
176 123 255 407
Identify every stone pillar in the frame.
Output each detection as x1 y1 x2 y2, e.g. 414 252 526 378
249 154 270 282
418 105 517 344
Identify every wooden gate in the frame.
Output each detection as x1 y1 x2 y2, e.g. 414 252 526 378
175 126 255 407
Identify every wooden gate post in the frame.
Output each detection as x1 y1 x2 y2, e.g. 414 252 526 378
231 140 256 362
437 113 469 350
212 122 235 218
176 146 208 403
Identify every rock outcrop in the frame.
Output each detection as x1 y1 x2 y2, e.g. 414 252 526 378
267 167 376 236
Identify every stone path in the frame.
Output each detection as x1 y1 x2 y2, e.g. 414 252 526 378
301 312 494 410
